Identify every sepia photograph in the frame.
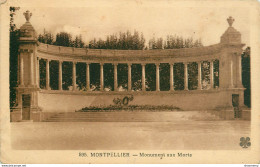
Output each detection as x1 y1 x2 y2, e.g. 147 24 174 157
0 0 259 164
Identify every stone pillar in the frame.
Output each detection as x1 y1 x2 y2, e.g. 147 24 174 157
30 51 34 86
11 10 42 122
59 61 63 90
114 63 118 91
46 59 50 90
156 63 160 91
220 16 244 89
170 63 174 91
17 91 22 108
198 61 202 90
100 63 104 91
230 58 233 88
128 63 132 91
36 57 40 87
141 63 146 91
237 55 243 87
184 62 188 90
210 60 214 89
72 61 77 91
20 53 24 86
86 63 90 91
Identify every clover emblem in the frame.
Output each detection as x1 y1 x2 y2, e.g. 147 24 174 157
240 137 251 148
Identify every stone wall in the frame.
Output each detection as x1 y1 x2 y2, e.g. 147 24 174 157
38 89 242 112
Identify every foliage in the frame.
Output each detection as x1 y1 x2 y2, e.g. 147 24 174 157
213 60 219 88
159 64 170 91
174 63 184 90
9 7 20 107
149 37 163 49
149 35 203 49
242 47 251 107
62 62 73 90
131 64 142 91
39 59 46 89
89 63 100 91
201 61 210 89
145 64 156 91
103 64 114 91
89 30 145 50
188 62 198 90
38 29 54 44
49 61 59 90
72 35 85 48
117 64 128 90
76 63 87 90
77 104 181 112
54 32 73 47
38 31 85 48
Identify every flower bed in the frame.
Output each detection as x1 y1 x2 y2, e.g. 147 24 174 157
76 105 181 112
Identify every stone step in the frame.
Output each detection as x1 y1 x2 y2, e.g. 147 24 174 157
44 111 221 122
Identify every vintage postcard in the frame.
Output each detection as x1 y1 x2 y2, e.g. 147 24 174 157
0 0 259 164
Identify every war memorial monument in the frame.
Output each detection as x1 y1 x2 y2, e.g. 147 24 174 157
10 11 250 122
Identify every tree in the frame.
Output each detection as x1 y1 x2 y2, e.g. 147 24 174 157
242 47 251 107
54 32 73 47
149 37 163 49
9 7 20 107
89 30 145 50
152 35 203 49
72 35 85 48
38 29 54 44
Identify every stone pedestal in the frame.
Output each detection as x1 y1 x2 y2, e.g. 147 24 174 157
10 108 22 122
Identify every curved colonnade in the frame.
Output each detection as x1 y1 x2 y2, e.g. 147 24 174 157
36 43 221 93
11 12 248 122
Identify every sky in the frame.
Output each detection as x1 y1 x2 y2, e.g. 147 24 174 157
11 0 250 47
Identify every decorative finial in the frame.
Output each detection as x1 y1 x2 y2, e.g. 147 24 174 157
227 16 234 27
23 10 32 22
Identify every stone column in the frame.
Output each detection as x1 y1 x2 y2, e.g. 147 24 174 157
100 63 104 91
46 59 50 90
20 53 24 86
142 63 146 91
72 61 77 91
128 63 132 91
86 63 90 91
198 61 202 90
210 60 214 89
59 61 63 90
30 51 34 86
230 58 233 88
114 63 118 91
156 63 160 91
170 63 174 91
184 62 188 90
36 57 40 87
237 55 242 87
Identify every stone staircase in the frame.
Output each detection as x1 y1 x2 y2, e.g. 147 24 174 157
43 111 222 122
